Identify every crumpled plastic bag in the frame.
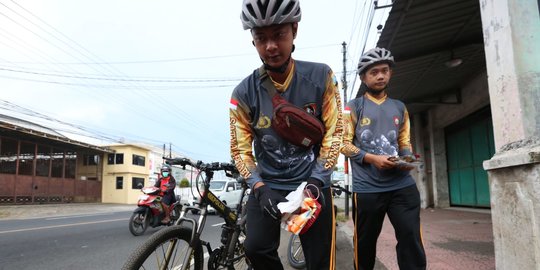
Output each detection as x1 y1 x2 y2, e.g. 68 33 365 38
277 182 321 235
277 182 307 219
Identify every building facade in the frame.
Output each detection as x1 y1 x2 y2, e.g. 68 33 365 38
0 117 111 204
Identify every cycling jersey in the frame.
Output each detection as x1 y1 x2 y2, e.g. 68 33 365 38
230 59 343 190
341 93 416 193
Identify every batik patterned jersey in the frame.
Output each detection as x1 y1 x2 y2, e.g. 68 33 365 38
229 60 343 190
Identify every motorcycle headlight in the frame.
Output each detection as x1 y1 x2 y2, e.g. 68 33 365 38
138 194 149 201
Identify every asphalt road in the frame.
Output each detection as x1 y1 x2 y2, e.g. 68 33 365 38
0 195 354 270
0 209 226 270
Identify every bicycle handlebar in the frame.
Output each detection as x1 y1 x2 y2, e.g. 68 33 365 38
331 184 352 195
163 157 238 175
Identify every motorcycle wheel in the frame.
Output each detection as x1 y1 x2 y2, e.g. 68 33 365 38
287 233 306 269
129 210 150 236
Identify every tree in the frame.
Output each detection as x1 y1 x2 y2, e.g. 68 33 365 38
179 178 190 188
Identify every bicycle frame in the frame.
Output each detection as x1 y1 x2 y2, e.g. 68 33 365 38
163 158 248 270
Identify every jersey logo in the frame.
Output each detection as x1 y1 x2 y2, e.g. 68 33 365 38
393 116 400 127
303 103 317 115
332 74 338 87
360 117 371 126
255 114 271 129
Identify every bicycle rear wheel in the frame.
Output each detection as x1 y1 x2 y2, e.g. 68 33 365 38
122 226 203 270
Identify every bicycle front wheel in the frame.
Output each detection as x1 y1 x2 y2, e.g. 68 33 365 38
122 226 203 270
287 233 306 269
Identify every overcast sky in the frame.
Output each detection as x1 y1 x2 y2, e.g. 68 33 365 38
0 0 389 163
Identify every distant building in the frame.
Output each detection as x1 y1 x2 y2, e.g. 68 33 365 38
0 115 112 204
0 115 187 205
99 143 187 204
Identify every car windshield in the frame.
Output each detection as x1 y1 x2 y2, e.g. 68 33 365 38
209 181 226 191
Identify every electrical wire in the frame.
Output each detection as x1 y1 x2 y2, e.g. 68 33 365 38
0 1 225 148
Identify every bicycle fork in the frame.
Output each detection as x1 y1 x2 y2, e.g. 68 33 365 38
161 210 207 270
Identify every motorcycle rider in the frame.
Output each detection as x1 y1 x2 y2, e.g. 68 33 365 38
154 164 177 224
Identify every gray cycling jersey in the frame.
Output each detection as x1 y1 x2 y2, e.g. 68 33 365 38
345 95 416 193
230 60 343 191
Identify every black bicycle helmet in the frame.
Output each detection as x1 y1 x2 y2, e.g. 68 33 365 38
357 47 395 75
240 0 302 30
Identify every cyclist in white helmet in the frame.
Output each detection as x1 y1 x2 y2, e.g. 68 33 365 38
231 0 344 269
341 47 427 270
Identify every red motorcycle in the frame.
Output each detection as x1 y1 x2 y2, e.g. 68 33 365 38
128 186 182 236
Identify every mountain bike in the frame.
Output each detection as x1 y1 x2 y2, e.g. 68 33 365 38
287 184 351 269
122 157 251 270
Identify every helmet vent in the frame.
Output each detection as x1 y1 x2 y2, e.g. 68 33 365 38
272 0 285 16
246 4 257 19
256 0 270 19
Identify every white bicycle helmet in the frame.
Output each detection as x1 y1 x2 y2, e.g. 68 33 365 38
357 47 395 75
240 0 302 30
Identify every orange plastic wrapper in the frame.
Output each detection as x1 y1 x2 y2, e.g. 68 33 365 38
285 197 321 235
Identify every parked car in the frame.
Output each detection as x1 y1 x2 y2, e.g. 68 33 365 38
190 179 243 214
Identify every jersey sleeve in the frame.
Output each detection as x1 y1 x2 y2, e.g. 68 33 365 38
229 90 262 189
398 107 413 156
340 99 368 163
309 70 344 184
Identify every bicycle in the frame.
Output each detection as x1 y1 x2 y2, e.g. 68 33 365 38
122 157 252 270
286 184 352 269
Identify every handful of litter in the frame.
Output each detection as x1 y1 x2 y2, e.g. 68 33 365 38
388 155 423 169
278 182 322 235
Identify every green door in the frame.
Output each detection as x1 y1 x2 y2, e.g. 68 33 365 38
446 110 495 208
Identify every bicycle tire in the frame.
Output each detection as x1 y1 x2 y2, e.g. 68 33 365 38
122 225 203 270
287 233 306 269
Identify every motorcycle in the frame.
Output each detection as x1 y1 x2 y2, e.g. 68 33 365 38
128 186 182 236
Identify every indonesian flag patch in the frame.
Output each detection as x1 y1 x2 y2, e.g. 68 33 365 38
344 106 351 114
230 98 238 110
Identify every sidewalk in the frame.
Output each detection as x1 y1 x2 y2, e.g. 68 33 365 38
337 203 495 270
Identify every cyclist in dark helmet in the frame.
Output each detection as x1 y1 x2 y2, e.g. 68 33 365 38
230 0 344 269
154 164 176 224
341 47 427 270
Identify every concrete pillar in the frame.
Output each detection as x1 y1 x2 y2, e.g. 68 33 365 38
427 111 450 208
480 0 540 269
412 113 428 208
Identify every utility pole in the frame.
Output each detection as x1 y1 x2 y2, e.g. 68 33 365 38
162 144 166 161
341 41 350 217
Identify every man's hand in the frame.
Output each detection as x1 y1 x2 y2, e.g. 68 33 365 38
364 153 397 170
305 178 326 208
254 184 288 220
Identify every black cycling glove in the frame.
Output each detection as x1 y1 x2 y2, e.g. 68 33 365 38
254 184 288 220
305 178 326 208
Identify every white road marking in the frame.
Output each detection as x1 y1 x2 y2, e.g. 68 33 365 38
46 212 116 220
0 218 128 234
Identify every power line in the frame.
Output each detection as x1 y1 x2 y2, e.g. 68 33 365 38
3 43 340 65
0 1 224 146
0 66 243 83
